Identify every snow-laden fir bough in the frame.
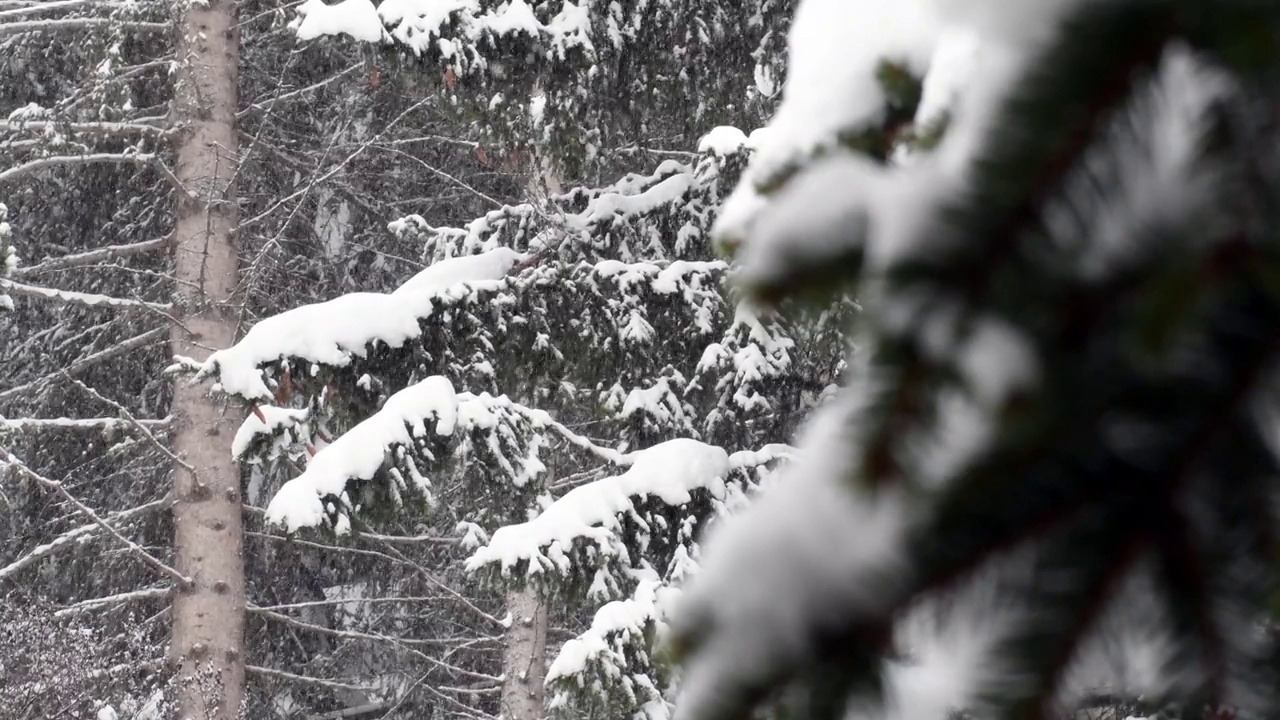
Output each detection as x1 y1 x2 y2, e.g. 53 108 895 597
669 1 1280 720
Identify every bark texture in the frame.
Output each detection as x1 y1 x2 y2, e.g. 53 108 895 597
169 0 244 717
501 585 549 720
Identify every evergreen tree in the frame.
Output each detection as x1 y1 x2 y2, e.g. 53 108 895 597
672 2 1280 720
190 1 855 717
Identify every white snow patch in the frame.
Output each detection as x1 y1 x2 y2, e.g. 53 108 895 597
265 377 458 532
197 248 523 400
697 126 749 158
231 406 310 460
467 439 731 575
295 0 384 42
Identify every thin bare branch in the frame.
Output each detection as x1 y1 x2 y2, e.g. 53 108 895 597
0 120 171 136
13 237 170 277
245 665 377 693
0 326 168 402
0 496 169 582
0 449 191 588
63 374 196 478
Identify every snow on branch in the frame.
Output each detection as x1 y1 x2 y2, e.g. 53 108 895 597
0 450 191 588
193 248 525 400
0 120 171 137
546 575 675 717
0 202 13 311
0 151 158 184
196 248 728 401
1 279 173 311
0 416 171 432
265 376 460 533
396 157 714 261
0 495 168 583
466 439 733 576
12 236 169 277
293 0 593 65
0 17 169 36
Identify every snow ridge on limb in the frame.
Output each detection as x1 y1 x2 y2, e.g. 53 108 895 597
191 248 525 400
262 377 632 534
466 439 732 576
265 376 460 533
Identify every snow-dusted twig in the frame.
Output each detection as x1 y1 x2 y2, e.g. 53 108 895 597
350 531 460 545
0 496 168 582
54 586 169 617
237 61 363 118
1 279 174 311
254 596 450 612
0 17 169 36
360 534 508 630
63 374 196 478
245 664 378 693
13 236 169 277
0 120 171 137
305 703 392 720
152 156 193 200
0 416 171 432
0 450 191 588
251 604 503 683
0 0 119 19
0 326 168 401
0 152 157 184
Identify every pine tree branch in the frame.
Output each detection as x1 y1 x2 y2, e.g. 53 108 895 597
0 0 121 18
54 586 169 617
0 17 169 36
12 237 169 277
250 604 503 681
1 279 173 311
0 152 158 184
0 416 171 432
0 120 172 137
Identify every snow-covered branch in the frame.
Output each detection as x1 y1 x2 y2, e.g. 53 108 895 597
54 586 169 617
12 236 169 277
1 279 174 311
0 416 171 432
0 152 158 184
0 17 169 36
467 439 735 576
0 0 122 18
0 120 171 137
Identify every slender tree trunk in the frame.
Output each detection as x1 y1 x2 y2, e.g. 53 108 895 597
501 585 549 720
169 0 244 717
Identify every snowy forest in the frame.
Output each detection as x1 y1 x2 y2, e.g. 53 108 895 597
5 1 1280 720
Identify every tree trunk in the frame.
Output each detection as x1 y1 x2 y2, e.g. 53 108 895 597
501 585 549 720
169 0 244 717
